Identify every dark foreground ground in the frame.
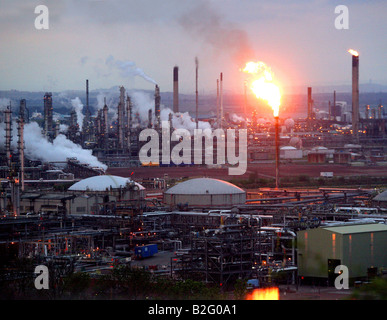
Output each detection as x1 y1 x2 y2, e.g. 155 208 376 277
279 285 352 300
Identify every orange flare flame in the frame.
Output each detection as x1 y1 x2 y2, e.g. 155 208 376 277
246 287 280 300
242 61 281 117
348 49 359 57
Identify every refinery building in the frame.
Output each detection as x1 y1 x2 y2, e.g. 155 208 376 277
0 57 387 297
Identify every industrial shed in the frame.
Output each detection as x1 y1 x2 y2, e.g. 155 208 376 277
373 189 387 208
280 146 303 159
297 223 387 282
163 178 246 208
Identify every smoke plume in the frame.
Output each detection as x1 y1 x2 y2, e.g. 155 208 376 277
160 107 211 132
105 55 157 85
95 87 212 133
71 97 85 131
0 121 107 170
178 1 255 65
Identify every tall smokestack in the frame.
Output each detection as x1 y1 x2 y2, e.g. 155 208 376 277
155 85 161 130
275 115 280 189
19 99 26 122
103 97 109 151
96 109 102 136
86 79 89 110
17 118 25 191
216 78 220 128
173 66 179 113
126 95 132 131
349 49 359 142
126 95 132 148
117 86 125 148
148 109 153 128
4 105 12 167
195 57 199 130
168 112 173 130
220 72 223 129
43 92 53 139
83 80 91 141
307 87 313 120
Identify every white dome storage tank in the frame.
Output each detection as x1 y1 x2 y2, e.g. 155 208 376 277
68 175 146 215
68 175 145 193
164 178 246 207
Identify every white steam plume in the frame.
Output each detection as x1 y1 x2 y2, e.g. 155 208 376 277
71 97 85 130
105 55 157 85
95 88 213 133
160 107 211 132
95 88 155 124
230 113 245 123
0 121 107 170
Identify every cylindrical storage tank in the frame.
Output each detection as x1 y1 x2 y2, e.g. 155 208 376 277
163 178 246 207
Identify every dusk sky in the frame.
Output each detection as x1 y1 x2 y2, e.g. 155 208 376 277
0 0 386 95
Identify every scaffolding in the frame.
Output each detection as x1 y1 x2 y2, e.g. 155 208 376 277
186 216 261 287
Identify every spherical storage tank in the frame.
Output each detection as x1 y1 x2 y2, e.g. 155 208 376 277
164 178 246 207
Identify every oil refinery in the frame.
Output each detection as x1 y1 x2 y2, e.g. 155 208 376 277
1 50 387 302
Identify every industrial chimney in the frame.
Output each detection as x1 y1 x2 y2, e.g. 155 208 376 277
103 98 109 151
83 80 91 138
148 109 153 128
307 87 313 120
126 95 132 149
220 72 223 129
195 57 199 130
155 85 161 130
173 66 179 113
17 118 25 191
126 95 132 131
117 86 125 148
349 49 359 142
86 79 89 111
216 78 220 128
43 92 53 139
4 105 12 167
19 99 26 123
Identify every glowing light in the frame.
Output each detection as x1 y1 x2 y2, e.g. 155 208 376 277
348 49 359 57
246 287 280 300
242 61 281 117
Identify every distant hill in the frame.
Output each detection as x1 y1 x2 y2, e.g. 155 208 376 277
1 82 386 120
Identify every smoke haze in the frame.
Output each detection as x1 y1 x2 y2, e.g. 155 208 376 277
0 121 107 170
178 1 256 66
105 55 157 85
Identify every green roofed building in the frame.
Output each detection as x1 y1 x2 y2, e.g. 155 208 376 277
297 223 387 283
